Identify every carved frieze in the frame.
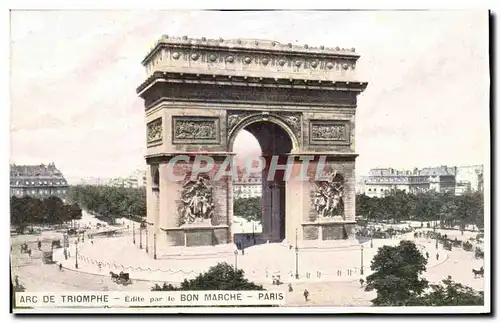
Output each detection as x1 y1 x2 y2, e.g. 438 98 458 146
146 118 162 145
172 116 219 144
143 37 360 79
312 171 345 219
277 112 302 142
227 111 254 135
179 174 214 226
309 120 350 145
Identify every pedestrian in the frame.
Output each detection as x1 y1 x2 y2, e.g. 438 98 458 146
289 244 292 250
426 252 429 259
359 278 365 287
303 289 309 302
242 248 245 255
436 253 440 261
59 263 63 271
15 275 19 287
288 283 293 292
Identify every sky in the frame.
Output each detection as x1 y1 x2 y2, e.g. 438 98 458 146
9 10 490 183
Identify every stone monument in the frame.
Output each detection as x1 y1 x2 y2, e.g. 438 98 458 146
137 35 368 254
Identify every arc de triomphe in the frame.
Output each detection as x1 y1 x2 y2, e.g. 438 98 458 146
137 36 367 253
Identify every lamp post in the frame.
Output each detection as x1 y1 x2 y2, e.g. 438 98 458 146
234 250 238 270
139 224 143 249
360 245 364 275
252 222 256 245
145 226 149 253
295 228 299 279
153 233 157 260
63 233 68 260
75 241 79 269
434 215 439 250
133 221 136 245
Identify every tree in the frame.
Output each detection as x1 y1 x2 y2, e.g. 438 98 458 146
410 276 483 306
152 263 264 291
355 194 372 220
68 185 147 223
365 240 428 306
10 197 29 232
233 197 261 222
43 196 67 224
382 190 412 224
10 196 79 228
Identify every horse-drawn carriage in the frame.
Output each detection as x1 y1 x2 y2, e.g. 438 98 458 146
52 240 62 249
472 266 484 278
20 243 28 253
109 271 132 285
42 251 55 264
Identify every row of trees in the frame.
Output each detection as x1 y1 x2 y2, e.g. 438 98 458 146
68 185 146 222
356 190 484 229
233 197 261 222
66 186 484 230
365 240 484 306
10 196 82 232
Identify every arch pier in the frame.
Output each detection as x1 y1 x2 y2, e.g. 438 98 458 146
136 36 368 254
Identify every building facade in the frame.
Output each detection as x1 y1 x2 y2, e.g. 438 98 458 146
107 169 147 188
233 167 262 199
455 180 472 195
363 166 456 198
10 163 69 200
455 165 484 193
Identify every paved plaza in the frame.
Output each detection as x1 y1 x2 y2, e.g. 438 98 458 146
12 213 485 306
54 230 457 284
12 225 484 307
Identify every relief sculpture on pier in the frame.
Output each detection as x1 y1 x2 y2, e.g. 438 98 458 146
313 171 345 219
179 174 215 225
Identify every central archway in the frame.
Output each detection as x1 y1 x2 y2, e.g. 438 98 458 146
230 117 295 242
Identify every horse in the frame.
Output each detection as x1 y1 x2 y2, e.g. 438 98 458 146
109 271 119 281
472 266 484 278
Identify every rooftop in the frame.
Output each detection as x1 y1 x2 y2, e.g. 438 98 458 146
143 35 359 65
368 166 457 177
10 163 66 178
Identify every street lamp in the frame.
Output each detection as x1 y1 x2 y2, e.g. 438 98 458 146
75 240 79 269
145 226 149 253
133 222 136 245
234 250 238 270
63 233 68 260
360 245 364 275
295 228 299 279
153 233 157 260
139 225 143 249
252 222 256 245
